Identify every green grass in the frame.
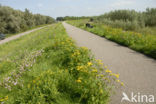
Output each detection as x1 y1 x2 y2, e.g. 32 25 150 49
0 23 121 104
67 20 156 59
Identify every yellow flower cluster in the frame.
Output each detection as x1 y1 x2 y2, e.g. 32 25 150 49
92 69 98 73
0 96 8 102
105 68 124 86
81 47 88 51
96 59 103 65
27 70 54 89
72 50 80 57
76 65 89 73
87 62 93 66
76 78 82 83
117 80 124 86
110 73 119 79
105 69 112 73
77 65 83 71
27 84 31 88
100 89 103 94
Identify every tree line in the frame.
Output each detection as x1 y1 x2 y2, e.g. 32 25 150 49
93 8 156 31
56 16 90 21
59 8 156 31
0 5 55 34
96 8 156 27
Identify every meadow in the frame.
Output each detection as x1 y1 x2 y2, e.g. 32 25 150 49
0 23 122 104
67 20 156 59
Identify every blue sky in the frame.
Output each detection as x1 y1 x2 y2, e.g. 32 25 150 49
0 0 156 18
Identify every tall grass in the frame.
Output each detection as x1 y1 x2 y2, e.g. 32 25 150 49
0 23 121 104
67 20 156 59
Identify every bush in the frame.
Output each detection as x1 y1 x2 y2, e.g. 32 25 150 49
93 8 155 31
0 5 55 34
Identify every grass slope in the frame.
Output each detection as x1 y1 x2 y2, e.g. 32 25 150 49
0 23 121 104
5 24 49 38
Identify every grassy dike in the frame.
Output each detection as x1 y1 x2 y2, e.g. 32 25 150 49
67 20 156 59
5 24 50 38
0 23 121 104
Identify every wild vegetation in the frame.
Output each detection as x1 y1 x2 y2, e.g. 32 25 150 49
56 16 91 21
67 19 156 59
0 5 55 34
0 23 122 104
93 8 156 35
61 8 156 35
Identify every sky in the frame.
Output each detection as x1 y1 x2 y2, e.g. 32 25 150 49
0 0 156 18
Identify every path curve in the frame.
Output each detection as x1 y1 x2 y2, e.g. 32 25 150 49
0 25 50 45
63 22 156 104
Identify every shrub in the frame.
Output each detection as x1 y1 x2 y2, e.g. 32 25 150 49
0 5 55 34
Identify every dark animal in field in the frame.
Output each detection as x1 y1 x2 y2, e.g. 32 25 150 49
0 33 5 40
86 23 93 28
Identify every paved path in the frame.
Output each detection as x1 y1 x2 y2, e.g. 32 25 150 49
63 22 156 104
0 25 49 45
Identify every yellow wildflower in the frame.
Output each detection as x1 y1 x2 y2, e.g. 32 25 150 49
77 66 83 71
61 42 65 44
117 79 120 83
104 66 108 69
87 62 93 66
33 80 36 83
105 69 112 73
81 47 88 50
5 96 8 100
76 79 81 83
92 69 98 73
110 73 119 78
0 96 8 102
96 74 100 77
114 74 119 78
120 82 124 86
100 89 103 94
0 98 4 102
96 59 103 65
28 84 30 88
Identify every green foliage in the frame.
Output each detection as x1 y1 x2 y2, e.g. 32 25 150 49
0 5 55 34
67 20 156 59
59 8 155 32
144 8 156 26
0 23 121 104
56 16 91 21
100 10 138 22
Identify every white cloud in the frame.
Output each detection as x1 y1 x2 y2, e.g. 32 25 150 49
111 0 135 7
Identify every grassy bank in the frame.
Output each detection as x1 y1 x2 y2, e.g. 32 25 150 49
0 23 121 104
67 20 156 59
5 24 50 38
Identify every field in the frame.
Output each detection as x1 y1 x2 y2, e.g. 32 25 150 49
67 20 156 59
0 23 122 104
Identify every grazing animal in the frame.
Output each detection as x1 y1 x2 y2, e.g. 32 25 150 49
0 33 5 40
86 23 93 28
